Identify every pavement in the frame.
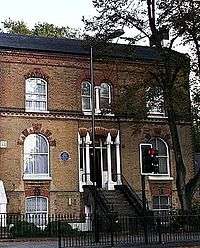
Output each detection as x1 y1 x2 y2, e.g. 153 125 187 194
0 240 58 248
0 240 200 248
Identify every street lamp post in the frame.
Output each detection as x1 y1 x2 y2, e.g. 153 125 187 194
88 29 124 243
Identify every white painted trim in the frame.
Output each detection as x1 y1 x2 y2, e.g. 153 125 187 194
148 176 173 181
23 174 52 180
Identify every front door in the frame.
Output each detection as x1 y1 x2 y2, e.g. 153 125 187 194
90 149 102 188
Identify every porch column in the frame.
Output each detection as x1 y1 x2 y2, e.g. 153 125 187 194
85 132 92 184
106 132 114 190
115 131 122 184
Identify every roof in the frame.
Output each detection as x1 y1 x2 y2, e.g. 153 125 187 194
0 32 162 61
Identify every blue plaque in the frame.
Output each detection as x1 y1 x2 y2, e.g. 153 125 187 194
60 151 70 161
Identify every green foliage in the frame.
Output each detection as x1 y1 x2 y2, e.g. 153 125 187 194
9 221 43 238
1 18 82 39
44 221 80 236
114 84 148 118
2 19 32 36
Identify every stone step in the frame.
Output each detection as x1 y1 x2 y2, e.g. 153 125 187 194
99 189 137 216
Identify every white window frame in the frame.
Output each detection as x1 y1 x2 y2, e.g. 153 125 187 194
149 138 170 178
25 78 48 113
25 196 48 227
23 134 51 180
81 81 92 112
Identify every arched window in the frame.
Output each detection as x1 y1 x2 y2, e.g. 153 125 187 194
24 134 50 179
26 196 48 226
81 81 92 111
146 87 165 116
149 138 169 175
100 83 111 110
25 78 47 112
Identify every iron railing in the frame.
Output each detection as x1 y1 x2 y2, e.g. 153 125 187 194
59 214 200 247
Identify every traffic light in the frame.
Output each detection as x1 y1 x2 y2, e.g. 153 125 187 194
140 144 159 175
148 148 159 174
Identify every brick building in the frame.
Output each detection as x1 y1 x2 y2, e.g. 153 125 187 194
0 33 193 217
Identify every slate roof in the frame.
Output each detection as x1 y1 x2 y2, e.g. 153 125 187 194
0 32 161 61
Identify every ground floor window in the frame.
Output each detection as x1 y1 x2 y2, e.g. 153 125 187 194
152 195 171 215
25 196 48 226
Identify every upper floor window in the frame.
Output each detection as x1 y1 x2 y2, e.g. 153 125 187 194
81 81 92 112
100 83 111 111
81 81 112 114
149 138 169 175
24 134 50 180
146 87 165 117
25 78 47 112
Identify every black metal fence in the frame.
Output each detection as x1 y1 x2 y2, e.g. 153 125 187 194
0 213 83 239
59 214 200 247
0 213 199 247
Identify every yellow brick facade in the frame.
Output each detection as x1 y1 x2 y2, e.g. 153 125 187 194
0 42 194 215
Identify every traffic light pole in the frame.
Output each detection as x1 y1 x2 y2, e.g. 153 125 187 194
141 175 148 244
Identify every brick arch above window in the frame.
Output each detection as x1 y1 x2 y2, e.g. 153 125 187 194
17 123 56 146
24 68 49 81
142 126 172 148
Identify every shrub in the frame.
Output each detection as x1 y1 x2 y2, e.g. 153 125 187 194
44 221 79 237
9 221 43 238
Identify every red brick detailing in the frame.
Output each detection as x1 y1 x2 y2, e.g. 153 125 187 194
79 127 118 138
18 123 56 146
24 182 50 198
150 182 172 196
24 68 49 81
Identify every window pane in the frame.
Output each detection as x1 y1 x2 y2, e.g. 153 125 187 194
34 155 48 174
100 83 109 97
157 139 167 156
26 198 36 212
37 197 47 211
24 154 34 173
158 157 168 174
82 97 91 110
36 136 48 153
100 98 110 109
82 82 91 96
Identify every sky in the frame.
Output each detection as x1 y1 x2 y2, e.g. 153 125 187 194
0 0 191 55
0 0 95 29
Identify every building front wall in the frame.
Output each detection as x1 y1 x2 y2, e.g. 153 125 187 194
0 49 194 215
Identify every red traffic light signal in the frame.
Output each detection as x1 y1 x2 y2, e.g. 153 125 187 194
148 148 158 157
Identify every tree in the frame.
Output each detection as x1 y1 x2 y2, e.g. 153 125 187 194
83 0 200 211
1 18 82 39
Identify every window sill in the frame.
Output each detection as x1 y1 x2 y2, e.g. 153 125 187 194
25 110 49 114
23 174 52 181
83 111 113 116
148 175 173 181
148 113 167 119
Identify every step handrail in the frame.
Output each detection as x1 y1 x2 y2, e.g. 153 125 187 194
120 174 143 207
